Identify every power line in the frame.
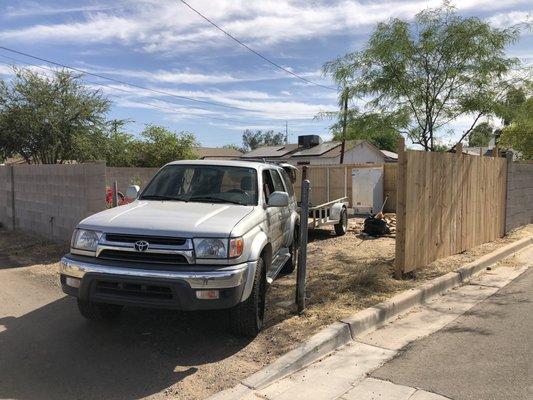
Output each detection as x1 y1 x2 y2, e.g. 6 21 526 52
178 0 337 91
0 45 258 112
0 56 260 125
0 55 321 128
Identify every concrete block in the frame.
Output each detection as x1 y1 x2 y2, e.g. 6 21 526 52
359 284 499 351
409 389 451 400
456 236 533 280
342 272 461 339
469 265 529 288
341 378 415 400
258 342 396 400
206 384 255 400
242 322 352 390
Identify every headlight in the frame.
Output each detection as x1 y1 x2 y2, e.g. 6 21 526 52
71 229 103 252
193 238 227 259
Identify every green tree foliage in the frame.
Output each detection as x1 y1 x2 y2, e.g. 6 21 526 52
499 96 533 160
222 143 245 153
468 122 493 147
323 2 523 151
0 67 110 163
328 109 407 151
242 129 286 152
133 125 198 167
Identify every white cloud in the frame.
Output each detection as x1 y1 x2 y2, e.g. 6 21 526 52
3 2 127 18
2 0 529 53
488 11 531 28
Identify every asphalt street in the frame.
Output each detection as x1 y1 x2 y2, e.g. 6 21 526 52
372 254 533 400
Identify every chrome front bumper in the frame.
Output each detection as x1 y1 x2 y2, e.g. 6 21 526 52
60 256 251 290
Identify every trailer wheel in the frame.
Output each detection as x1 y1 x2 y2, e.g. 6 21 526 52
334 207 348 236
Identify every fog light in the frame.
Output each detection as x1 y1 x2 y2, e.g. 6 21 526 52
66 276 81 288
196 290 220 300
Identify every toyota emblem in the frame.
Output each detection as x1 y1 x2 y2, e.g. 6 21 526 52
134 240 149 252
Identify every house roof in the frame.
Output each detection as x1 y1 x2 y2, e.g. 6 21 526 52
241 144 299 158
194 147 243 159
380 150 398 160
239 138 399 162
290 141 342 157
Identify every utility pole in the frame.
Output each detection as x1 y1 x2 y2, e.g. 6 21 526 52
339 87 348 164
285 121 289 144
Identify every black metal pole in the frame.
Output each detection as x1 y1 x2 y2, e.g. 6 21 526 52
113 181 119 207
296 179 310 314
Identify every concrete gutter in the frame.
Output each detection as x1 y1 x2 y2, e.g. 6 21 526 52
210 236 533 398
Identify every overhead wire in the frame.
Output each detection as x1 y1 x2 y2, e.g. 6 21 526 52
0 54 328 130
177 0 337 91
0 45 257 112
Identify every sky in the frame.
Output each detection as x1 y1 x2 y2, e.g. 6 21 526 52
0 0 531 148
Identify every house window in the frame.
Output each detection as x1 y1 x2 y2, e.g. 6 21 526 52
297 161 310 165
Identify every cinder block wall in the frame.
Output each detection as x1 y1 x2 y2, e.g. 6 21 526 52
0 166 13 229
106 167 159 193
9 163 106 241
506 161 533 233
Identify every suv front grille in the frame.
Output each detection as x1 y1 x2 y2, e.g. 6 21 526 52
105 234 186 246
95 280 173 300
98 249 189 265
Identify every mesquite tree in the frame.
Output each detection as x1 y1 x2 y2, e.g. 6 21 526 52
324 2 525 151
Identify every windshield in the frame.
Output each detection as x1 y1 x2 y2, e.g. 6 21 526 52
140 165 258 206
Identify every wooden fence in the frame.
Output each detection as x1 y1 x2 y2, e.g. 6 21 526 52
292 163 397 212
395 142 507 275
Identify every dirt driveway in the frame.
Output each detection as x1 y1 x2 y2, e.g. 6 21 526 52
0 222 530 399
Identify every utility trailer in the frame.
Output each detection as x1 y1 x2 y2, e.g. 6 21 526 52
306 196 349 236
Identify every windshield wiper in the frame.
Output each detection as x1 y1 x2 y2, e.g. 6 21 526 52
140 195 185 201
188 195 245 205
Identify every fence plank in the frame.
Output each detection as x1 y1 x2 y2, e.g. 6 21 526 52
396 149 507 273
394 138 407 277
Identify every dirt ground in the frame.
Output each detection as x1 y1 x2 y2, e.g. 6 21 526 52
0 221 531 399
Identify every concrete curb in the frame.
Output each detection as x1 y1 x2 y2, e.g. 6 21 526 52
209 236 533 398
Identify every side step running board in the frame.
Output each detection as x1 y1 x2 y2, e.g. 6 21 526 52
266 248 291 284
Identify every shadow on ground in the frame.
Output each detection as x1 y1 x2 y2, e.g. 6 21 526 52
0 297 252 400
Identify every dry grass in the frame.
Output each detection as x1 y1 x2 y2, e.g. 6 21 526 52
0 221 531 398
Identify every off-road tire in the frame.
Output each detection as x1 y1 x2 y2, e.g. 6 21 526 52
77 299 123 321
281 227 298 274
334 207 348 236
229 257 266 337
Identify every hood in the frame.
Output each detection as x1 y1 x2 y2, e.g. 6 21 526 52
78 200 254 237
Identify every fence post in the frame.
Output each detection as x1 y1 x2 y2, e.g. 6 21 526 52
504 151 513 234
9 165 16 230
296 179 310 313
394 137 407 278
326 167 330 202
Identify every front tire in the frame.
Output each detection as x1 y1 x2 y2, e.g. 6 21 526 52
229 257 266 337
334 207 348 236
77 299 123 321
281 227 299 274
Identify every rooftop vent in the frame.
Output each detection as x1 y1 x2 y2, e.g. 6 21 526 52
298 135 322 148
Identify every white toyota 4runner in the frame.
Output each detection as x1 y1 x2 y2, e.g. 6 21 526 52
60 160 299 337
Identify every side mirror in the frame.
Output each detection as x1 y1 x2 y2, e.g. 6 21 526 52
268 191 289 207
125 185 140 202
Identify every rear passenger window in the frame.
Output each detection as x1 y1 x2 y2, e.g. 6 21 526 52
279 169 294 197
270 170 285 192
262 170 275 198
